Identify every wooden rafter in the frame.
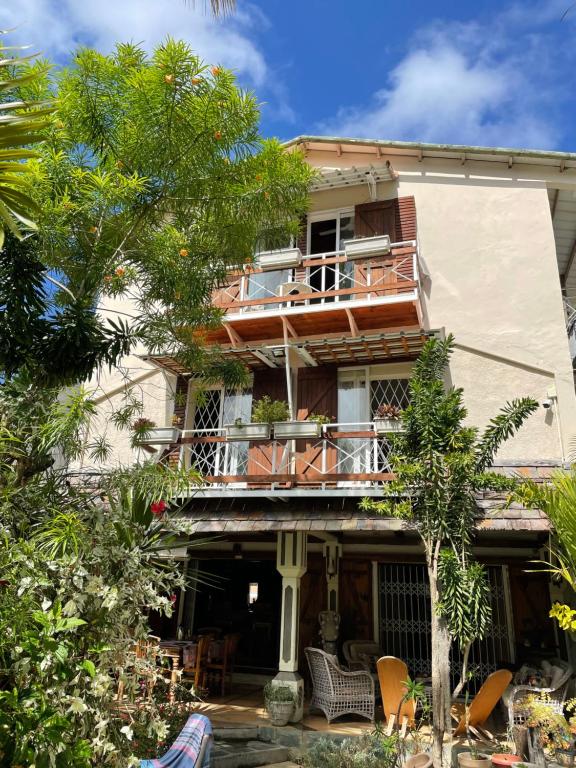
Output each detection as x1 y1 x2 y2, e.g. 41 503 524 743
345 308 359 337
224 323 243 347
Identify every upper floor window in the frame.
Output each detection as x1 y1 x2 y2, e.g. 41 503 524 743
308 210 355 255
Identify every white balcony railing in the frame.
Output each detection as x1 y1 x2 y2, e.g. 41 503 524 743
178 422 398 489
212 242 419 316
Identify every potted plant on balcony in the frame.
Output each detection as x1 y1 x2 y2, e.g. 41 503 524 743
273 411 332 440
373 404 404 435
225 395 285 440
343 233 391 259
263 681 295 726
132 417 181 445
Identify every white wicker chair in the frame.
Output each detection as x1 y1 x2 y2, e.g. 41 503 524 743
506 660 573 728
305 646 375 723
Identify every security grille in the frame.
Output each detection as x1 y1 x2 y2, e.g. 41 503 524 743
370 378 411 472
379 563 512 692
189 389 222 476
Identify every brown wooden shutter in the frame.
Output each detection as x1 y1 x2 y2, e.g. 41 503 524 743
295 366 337 479
355 200 397 240
252 369 288 403
354 196 417 241
395 196 417 241
296 365 337 419
248 369 288 481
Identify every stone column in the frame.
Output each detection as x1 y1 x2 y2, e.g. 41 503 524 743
323 541 342 613
274 531 307 721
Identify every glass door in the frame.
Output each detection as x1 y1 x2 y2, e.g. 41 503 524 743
337 370 371 479
308 211 355 303
222 389 252 480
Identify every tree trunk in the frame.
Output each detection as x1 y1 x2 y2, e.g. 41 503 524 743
429 567 453 768
452 642 471 701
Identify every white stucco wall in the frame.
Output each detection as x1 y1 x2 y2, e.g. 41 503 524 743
71 295 177 471
307 152 576 462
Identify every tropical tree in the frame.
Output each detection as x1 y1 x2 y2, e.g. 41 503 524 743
513 471 576 631
0 37 52 246
2 38 312 388
361 335 538 768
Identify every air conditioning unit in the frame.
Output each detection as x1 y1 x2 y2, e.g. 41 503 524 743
257 247 302 271
277 281 310 297
344 234 391 260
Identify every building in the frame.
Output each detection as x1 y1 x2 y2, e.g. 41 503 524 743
105 137 576 717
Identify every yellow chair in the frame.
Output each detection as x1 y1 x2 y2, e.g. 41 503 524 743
376 656 416 735
452 669 513 740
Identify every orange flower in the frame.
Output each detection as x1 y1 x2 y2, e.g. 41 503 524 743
115 267 125 277
255 174 262 181
179 248 189 257
89 226 98 234
164 74 175 84
191 77 202 85
103 275 112 283
214 130 222 140
211 66 221 76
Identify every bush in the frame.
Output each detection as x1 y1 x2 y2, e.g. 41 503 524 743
251 396 290 424
300 731 398 768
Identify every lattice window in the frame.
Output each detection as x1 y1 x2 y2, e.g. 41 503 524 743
370 378 411 416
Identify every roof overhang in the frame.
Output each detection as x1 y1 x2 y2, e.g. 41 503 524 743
285 135 576 172
142 326 440 376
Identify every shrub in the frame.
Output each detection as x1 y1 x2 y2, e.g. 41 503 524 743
251 396 290 424
300 731 398 768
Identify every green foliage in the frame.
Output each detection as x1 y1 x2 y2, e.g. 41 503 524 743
251 395 290 424
361 334 537 727
263 681 295 703
1 38 312 388
0 36 53 246
300 732 399 768
513 470 576 631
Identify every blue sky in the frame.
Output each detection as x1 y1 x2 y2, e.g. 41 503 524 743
3 0 576 151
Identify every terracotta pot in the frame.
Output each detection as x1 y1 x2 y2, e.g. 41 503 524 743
404 754 433 768
492 755 521 767
458 752 492 768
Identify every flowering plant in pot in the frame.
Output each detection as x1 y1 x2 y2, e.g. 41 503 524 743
374 404 404 435
457 687 492 768
263 681 294 726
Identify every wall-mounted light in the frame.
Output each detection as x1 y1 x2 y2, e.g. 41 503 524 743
233 543 243 560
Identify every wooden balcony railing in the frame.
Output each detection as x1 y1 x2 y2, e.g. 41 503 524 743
212 242 418 316
177 423 396 490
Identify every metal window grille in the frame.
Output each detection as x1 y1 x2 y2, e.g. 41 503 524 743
379 563 511 692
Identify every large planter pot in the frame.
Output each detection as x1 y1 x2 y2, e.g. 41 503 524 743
344 234 391 260
265 699 294 727
374 418 404 436
225 423 271 441
135 427 181 445
273 420 322 440
404 754 432 768
458 753 492 768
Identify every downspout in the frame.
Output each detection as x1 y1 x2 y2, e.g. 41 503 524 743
283 322 294 418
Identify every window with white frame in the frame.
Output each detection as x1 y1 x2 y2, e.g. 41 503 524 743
337 366 411 476
185 384 252 478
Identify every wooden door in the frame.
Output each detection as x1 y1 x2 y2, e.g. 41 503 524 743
508 566 557 662
295 366 337 479
248 370 288 481
299 555 325 677
339 559 374 645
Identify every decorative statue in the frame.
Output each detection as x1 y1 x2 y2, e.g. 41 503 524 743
318 610 340 655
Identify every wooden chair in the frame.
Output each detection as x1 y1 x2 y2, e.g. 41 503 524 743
182 635 212 692
452 669 513 741
205 633 241 696
376 656 415 736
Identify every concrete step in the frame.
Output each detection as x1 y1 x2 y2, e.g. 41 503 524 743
212 740 290 768
214 726 262 741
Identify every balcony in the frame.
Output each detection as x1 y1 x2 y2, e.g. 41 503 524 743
176 422 396 496
207 239 422 346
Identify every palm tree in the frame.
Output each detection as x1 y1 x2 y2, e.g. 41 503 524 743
0 41 52 248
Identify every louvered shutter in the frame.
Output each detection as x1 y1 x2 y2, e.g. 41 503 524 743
248 370 288 481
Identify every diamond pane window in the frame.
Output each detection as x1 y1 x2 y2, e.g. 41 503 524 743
370 378 410 417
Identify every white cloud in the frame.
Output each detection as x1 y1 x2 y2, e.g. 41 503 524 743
317 11 568 149
0 0 268 85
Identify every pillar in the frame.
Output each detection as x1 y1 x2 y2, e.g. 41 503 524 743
323 541 342 612
274 531 307 721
